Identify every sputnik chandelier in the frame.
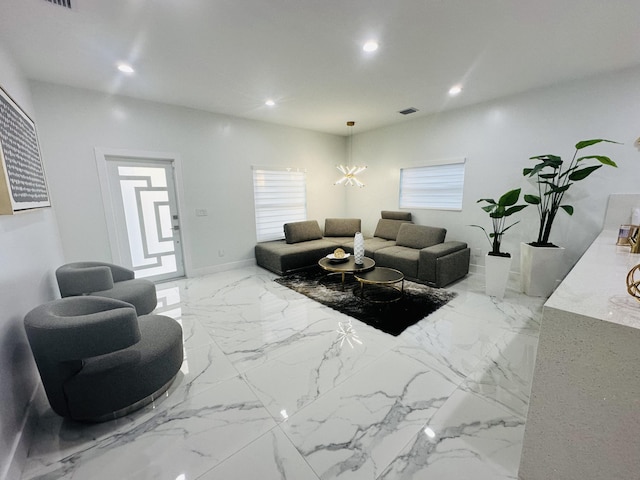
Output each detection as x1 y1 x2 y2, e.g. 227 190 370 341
334 121 367 187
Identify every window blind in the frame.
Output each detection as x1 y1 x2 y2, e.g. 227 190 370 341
399 160 465 210
253 168 307 242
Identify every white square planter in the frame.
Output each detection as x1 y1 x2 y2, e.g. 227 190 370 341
485 253 512 300
520 242 565 297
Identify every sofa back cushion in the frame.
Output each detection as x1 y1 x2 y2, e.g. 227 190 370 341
284 220 323 244
395 224 446 249
381 210 412 221
324 218 361 237
373 218 412 240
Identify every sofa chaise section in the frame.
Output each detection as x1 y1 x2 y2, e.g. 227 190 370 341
255 219 359 275
374 223 469 287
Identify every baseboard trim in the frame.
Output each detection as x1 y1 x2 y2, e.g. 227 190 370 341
188 258 256 278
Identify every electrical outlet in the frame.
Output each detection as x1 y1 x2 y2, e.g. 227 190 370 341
196 209 208 216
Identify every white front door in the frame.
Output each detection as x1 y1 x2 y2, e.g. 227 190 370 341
104 156 185 282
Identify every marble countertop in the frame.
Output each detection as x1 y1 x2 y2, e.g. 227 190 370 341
545 229 640 330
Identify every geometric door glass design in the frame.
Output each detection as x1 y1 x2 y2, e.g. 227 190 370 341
116 165 183 279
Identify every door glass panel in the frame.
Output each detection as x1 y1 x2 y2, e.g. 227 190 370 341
116 165 182 279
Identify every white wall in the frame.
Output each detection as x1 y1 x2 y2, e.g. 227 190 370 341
0 47 65 480
28 66 640 283
347 65 640 279
29 82 347 275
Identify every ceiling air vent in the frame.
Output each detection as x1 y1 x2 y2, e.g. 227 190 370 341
45 0 73 9
398 107 419 115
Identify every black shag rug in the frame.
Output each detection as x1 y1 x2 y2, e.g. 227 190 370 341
275 268 457 336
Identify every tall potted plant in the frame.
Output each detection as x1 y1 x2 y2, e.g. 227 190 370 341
520 138 619 296
471 188 528 299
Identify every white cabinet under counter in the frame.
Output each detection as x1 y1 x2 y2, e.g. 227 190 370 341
518 226 640 479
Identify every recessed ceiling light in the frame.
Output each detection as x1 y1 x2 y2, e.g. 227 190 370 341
362 41 379 53
117 63 134 74
265 99 275 107
448 85 463 96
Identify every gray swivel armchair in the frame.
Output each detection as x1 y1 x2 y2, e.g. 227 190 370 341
56 261 157 315
24 296 183 422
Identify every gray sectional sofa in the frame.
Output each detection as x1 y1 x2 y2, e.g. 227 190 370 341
255 211 470 288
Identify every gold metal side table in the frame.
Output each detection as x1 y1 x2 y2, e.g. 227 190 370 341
354 267 404 303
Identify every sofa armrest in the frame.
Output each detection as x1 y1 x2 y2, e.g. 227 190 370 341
419 241 469 287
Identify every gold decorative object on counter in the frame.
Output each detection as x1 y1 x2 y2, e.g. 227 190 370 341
333 248 345 259
626 264 640 302
629 228 640 254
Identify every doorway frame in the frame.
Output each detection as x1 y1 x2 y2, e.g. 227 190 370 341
95 147 191 279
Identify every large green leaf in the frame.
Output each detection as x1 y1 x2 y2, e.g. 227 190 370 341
530 154 562 163
576 155 617 167
504 204 528 216
481 205 495 213
575 139 620 150
575 139 605 149
524 194 540 204
477 198 497 205
560 205 574 215
539 173 557 179
498 188 521 207
524 163 546 177
490 206 506 218
568 165 602 181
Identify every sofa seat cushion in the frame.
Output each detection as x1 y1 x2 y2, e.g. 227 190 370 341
363 237 395 257
255 239 337 274
324 236 355 248
396 224 446 249
284 220 323 244
92 279 158 316
374 246 420 278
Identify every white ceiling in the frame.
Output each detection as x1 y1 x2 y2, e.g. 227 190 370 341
1 0 639 136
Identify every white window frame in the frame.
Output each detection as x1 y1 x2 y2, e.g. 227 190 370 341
252 166 307 242
399 158 466 211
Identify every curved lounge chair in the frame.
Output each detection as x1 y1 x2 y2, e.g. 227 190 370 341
56 261 157 315
24 296 183 422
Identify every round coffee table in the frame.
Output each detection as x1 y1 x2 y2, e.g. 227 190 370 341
318 256 375 286
354 267 404 303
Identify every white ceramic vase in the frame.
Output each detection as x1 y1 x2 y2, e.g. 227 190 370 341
520 242 565 297
354 232 365 265
485 253 512 300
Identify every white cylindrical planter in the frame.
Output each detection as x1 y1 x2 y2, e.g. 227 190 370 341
354 232 365 265
520 242 565 297
485 253 512 300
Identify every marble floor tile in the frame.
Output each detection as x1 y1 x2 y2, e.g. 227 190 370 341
398 306 509 379
378 389 526 480
461 332 539 419
280 348 461 479
199 428 320 480
24 376 276 480
22 268 544 480
243 319 397 422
